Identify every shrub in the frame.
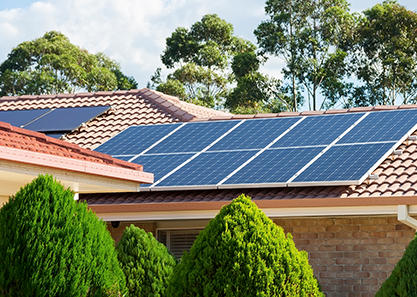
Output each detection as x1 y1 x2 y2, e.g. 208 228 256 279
376 233 417 297
0 175 125 297
117 225 176 297
167 194 323 297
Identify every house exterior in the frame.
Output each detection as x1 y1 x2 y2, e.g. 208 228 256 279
1 89 417 297
0 120 153 206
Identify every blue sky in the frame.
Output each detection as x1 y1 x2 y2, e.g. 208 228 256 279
0 0 415 101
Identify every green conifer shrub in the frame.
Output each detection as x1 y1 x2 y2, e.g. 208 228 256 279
0 175 125 297
116 225 176 297
376 234 417 297
167 194 323 297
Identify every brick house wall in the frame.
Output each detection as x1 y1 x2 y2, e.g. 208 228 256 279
274 216 415 297
106 216 414 297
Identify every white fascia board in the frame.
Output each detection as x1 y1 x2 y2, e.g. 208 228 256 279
97 204 417 222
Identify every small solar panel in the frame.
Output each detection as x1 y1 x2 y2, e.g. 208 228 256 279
293 143 395 183
24 106 110 132
0 109 50 127
208 117 299 151
338 109 417 144
96 123 182 155
272 113 363 148
147 121 240 154
156 150 258 187
222 147 323 185
133 153 195 187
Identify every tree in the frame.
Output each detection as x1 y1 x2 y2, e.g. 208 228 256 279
226 50 301 113
0 31 137 96
347 1 417 106
376 234 417 297
117 225 176 297
0 175 125 297
255 0 354 110
156 14 256 108
167 194 323 297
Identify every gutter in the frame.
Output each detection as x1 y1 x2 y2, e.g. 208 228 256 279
398 205 417 230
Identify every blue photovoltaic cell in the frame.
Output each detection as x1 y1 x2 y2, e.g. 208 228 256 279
223 147 323 185
133 153 194 187
294 143 394 182
208 117 300 151
113 155 135 161
272 113 362 148
147 121 240 154
0 109 50 127
156 150 257 187
338 109 417 144
95 123 182 155
24 106 110 132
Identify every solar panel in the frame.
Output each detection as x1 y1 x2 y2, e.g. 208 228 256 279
293 143 395 183
338 109 417 144
272 113 362 148
147 121 240 154
94 108 417 190
24 106 110 132
132 154 195 187
208 117 299 151
155 150 258 187
0 109 50 127
44 132 64 139
222 147 323 186
96 123 182 155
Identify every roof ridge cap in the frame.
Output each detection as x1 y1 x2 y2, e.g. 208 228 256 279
137 88 196 121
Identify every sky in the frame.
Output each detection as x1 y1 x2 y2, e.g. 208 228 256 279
0 0 416 91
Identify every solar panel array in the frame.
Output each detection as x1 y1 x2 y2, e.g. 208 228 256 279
95 109 417 190
0 106 110 138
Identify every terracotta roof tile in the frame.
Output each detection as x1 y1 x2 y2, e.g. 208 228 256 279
0 88 230 150
0 121 142 171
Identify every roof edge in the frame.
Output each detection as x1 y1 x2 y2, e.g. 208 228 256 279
0 145 153 184
0 121 142 171
87 195 417 213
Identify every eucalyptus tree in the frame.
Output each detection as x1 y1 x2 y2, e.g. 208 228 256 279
255 0 354 110
348 1 417 106
0 31 137 96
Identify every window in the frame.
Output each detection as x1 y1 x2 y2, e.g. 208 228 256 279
158 229 201 258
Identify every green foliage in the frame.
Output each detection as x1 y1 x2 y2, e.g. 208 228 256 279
155 14 256 108
226 51 300 113
117 225 176 297
347 1 417 106
167 194 323 297
376 233 417 297
0 31 137 96
255 0 354 110
0 175 125 297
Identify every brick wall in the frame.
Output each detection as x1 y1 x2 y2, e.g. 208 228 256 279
274 216 415 297
106 221 156 242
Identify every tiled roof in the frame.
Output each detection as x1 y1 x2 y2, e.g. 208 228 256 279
0 88 230 150
0 121 141 171
1 87 416 203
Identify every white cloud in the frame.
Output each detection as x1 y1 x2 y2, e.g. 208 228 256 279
0 0 285 86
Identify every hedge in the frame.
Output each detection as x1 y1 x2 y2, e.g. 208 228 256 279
0 175 125 297
167 194 323 297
